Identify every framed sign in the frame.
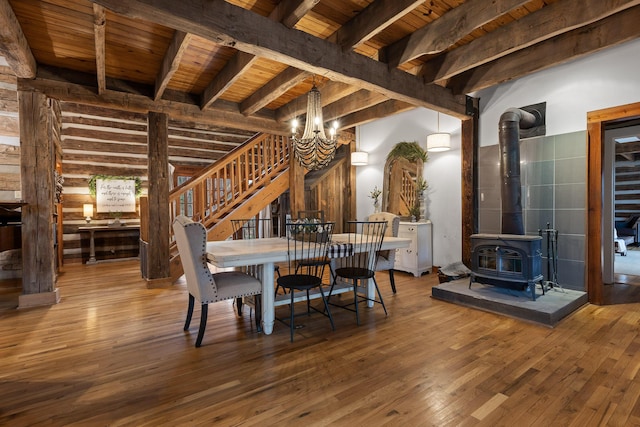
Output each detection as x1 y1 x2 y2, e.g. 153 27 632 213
95 178 137 213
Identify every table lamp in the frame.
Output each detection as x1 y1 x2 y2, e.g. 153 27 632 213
83 204 94 223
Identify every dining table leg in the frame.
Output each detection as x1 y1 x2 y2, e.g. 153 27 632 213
261 261 275 334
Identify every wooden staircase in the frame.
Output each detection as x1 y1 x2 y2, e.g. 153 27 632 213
167 132 292 279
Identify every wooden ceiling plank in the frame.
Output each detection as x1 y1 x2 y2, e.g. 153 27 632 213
421 0 640 84
384 0 530 67
20 75 290 135
90 0 468 119
155 31 193 101
449 6 640 94
240 67 310 116
93 4 106 94
331 0 424 49
200 0 315 110
0 0 36 78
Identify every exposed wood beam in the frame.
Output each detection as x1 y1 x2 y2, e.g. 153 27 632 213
19 73 290 135
338 99 415 129
449 6 640 94
276 80 357 123
270 0 319 29
200 0 315 110
420 0 640 84
322 89 387 123
93 4 106 94
383 0 529 68
201 52 257 109
330 0 423 49
90 0 468 119
155 31 193 101
240 68 310 116
0 0 36 78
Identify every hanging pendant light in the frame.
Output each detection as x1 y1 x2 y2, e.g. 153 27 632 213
291 84 339 170
427 112 451 152
351 125 368 166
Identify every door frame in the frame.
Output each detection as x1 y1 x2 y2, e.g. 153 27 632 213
587 101 640 304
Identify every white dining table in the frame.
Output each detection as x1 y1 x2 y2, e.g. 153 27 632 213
206 233 411 335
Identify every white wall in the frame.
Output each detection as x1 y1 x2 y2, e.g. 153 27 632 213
356 37 640 269
357 108 462 268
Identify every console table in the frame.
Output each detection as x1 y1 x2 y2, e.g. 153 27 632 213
78 225 140 264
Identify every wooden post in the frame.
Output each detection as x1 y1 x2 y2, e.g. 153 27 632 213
146 111 171 284
289 140 305 218
461 97 479 268
18 90 59 307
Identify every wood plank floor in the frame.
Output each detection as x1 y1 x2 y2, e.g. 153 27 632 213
2 261 640 425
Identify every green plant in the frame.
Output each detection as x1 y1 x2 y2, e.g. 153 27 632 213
408 204 420 218
417 176 428 193
386 141 428 162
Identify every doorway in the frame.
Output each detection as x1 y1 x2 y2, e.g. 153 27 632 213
587 102 640 305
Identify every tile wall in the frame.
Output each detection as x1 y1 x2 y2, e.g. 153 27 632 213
477 131 587 290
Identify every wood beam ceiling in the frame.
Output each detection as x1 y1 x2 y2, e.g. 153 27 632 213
419 0 640 85
0 0 36 79
449 5 640 94
383 0 530 67
90 0 468 119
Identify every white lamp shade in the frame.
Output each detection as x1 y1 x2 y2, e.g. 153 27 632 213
351 151 369 166
426 132 451 152
83 203 94 218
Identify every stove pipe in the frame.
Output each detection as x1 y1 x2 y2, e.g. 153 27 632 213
499 108 538 235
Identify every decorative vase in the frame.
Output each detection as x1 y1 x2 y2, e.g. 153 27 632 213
419 193 427 221
374 200 381 213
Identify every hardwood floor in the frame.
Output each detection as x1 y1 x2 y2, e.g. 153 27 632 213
2 261 640 425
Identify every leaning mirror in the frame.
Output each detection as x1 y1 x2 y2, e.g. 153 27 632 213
382 141 427 217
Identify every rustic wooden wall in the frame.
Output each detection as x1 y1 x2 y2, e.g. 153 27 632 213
0 66 19 200
59 102 255 264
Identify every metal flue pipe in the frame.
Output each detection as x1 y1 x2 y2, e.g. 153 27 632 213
499 108 538 235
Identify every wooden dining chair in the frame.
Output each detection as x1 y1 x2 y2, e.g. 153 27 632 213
173 215 262 347
277 221 336 342
366 212 400 293
328 220 388 325
231 217 282 313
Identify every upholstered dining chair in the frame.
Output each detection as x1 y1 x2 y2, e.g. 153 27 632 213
328 220 388 325
366 212 400 293
277 221 336 342
173 215 262 347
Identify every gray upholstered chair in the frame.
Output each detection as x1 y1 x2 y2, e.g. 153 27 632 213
367 212 400 293
173 215 262 347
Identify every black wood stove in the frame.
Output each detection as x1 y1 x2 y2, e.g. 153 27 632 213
469 234 543 300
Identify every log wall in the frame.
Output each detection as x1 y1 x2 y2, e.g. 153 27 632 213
0 66 20 201
59 102 255 264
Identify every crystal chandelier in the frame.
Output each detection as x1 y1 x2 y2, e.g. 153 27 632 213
291 85 339 170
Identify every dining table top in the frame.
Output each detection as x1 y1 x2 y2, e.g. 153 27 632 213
205 234 411 267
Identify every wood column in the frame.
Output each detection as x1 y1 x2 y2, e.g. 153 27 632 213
461 97 479 267
145 111 170 284
18 90 59 307
289 144 305 218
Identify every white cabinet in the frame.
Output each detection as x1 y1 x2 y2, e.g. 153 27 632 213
394 221 432 277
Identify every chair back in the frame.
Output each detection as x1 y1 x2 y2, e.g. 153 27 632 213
231 218 275 240
297 210 325 222
284 221 335 277
366 212 399 262
173 215 218 303
344 220 387 273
